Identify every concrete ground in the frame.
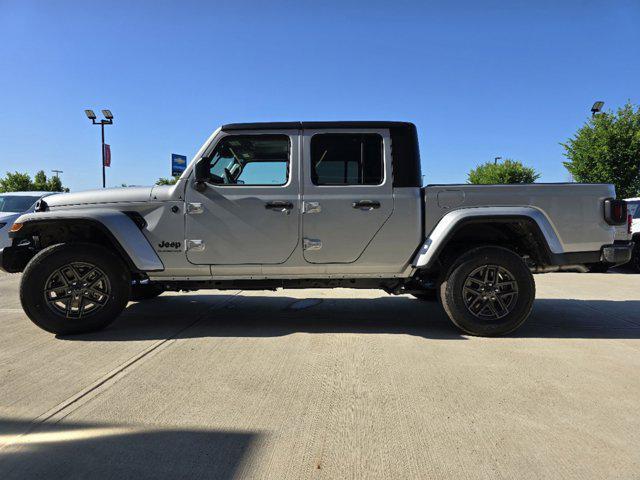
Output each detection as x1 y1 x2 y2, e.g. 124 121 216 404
0 270 639 480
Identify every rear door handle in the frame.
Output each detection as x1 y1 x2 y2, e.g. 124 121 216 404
352 200 380 210
265 201 294 212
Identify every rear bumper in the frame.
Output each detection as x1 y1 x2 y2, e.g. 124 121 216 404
601 242 633 265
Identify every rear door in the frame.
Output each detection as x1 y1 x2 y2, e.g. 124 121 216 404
301 129 394 263
185 130 300 265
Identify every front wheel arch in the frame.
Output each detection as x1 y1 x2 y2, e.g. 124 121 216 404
11 214 162 274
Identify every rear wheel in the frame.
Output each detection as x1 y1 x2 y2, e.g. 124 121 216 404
440 246 535 336
20 243 131 335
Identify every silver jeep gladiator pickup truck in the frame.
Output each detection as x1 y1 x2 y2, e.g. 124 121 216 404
0 121 632 336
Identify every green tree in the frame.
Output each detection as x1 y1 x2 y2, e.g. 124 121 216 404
155 176 179 186
562 102 640 198
467 159 540 184
47 175 66 192
0 171 69 192
33 170 49 190
0 172 34 192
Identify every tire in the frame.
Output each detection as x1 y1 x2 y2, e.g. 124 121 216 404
439 246 535 336
130 283 164 301
20 243 131 335
411 290 438 302
631 242 640 273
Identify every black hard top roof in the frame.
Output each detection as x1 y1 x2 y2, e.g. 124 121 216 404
221 121 415 131
219 121 422 188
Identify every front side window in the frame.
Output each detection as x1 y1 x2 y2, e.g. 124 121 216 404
632 202 640 219
207 135 290 186
310 133 383 186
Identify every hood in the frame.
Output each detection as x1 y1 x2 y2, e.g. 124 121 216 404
45 186 154 208
0 212 20 223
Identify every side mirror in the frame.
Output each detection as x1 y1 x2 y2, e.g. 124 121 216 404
194 159 209 192
195 158 209 182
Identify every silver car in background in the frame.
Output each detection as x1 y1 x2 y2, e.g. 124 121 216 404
0 192 55 249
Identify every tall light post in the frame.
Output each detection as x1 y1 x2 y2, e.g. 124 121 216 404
85 109 113 188
591 101 604 118
494 156 502 165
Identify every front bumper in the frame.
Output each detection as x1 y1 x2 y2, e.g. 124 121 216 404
601 242 634 265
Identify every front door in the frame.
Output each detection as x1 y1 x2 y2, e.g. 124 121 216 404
301 129 394 263
185 130 300 265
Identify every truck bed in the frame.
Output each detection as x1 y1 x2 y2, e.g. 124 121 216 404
423 183 616 254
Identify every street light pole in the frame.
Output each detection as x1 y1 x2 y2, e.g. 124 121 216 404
101 121 106 188
84 109 114 188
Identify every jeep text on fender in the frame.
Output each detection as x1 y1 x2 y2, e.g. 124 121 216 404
0 121 633 336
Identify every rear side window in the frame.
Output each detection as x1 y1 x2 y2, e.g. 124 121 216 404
632 203 640 219
310 133 383 185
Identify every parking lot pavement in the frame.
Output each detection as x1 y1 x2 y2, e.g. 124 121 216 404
1 271 639 479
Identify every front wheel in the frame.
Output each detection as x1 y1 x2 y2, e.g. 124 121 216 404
440 246 535 336
20 243 131 335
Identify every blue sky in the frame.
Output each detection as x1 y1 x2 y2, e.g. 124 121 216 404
0 0 638 191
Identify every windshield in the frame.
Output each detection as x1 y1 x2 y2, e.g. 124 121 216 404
0 195 41 213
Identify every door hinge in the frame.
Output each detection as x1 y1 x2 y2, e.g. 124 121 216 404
303 238 322 251
302 201 321 214
186 239 205 252
186 202 204 215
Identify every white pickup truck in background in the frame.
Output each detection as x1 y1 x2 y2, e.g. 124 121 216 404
623 198 640 271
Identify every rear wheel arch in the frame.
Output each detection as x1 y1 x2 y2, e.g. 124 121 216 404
422 215 554 275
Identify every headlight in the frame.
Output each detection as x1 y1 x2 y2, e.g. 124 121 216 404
0 222 6 229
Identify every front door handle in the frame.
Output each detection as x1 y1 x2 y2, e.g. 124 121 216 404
265 201 294 212
352 200 380 210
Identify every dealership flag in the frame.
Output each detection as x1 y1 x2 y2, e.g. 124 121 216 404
103 144 111 167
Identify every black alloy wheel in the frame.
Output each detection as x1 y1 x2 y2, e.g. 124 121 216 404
44 262 111 319
20 243 130 335
440 246 535 336
462 264 519 320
